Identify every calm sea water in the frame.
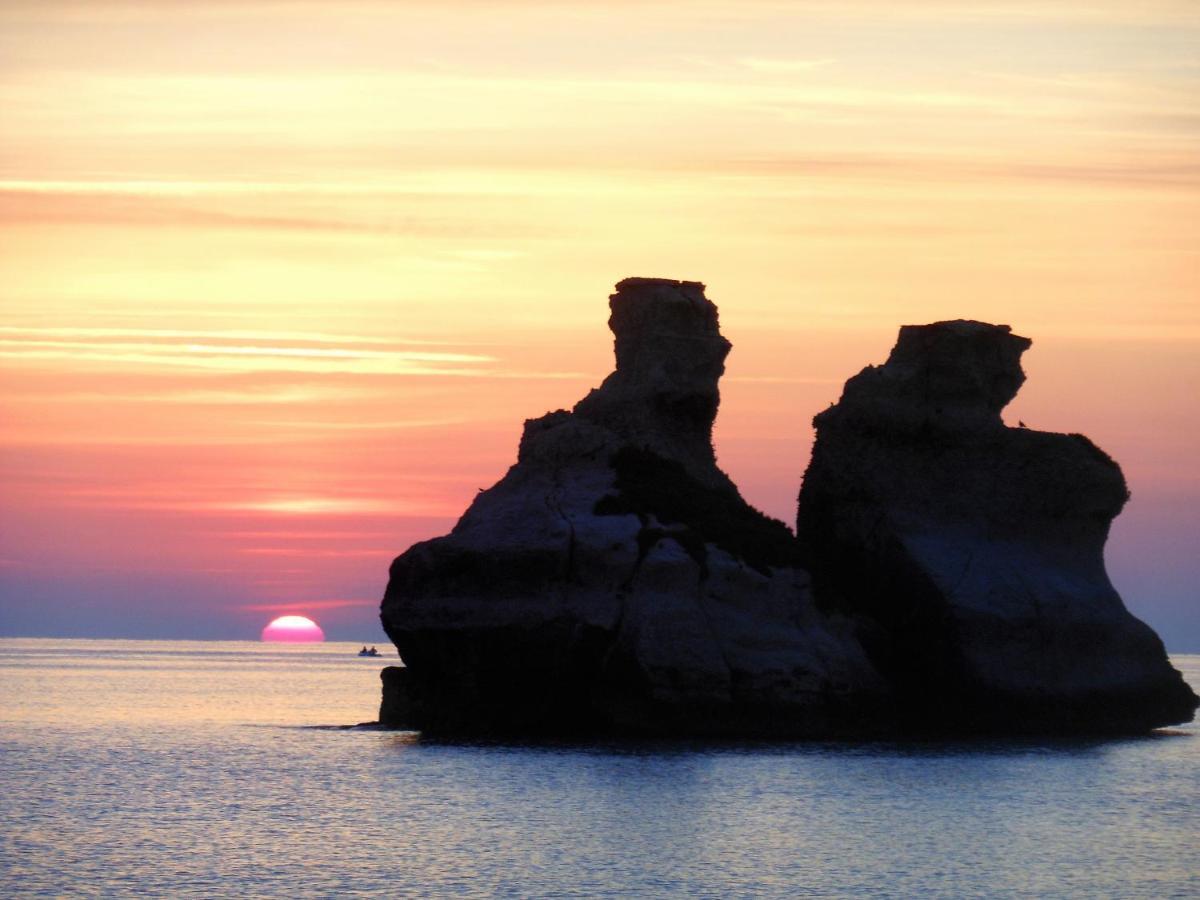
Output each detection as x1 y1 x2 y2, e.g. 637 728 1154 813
1 639 1196 898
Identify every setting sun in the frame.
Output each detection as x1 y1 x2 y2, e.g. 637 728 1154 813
260 615 325 643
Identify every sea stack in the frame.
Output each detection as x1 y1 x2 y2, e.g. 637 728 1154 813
796 320 1198 732
379 278 886 735
378 283 1197 736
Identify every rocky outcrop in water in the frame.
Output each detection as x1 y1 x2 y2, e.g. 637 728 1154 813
796 320 1198 732
379 283 1196 736
379 278 887 735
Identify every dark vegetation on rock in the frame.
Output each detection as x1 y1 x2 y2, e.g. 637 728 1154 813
378 281 1197 738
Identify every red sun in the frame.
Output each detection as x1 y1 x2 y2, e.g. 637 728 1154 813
261 615 325 643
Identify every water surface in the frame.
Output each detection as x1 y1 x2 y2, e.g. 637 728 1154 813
2 639 1196 897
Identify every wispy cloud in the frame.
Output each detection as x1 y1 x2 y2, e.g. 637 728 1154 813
0 327 592 388
737 57 835 73
31 485 459 517
727 375 840 385
238 598 377 612
256 418 471 430
3 0 1198 26
4 386 382 406
0 325 485 347
219 529 396 540
235 545 391 556
722 154 1200 188
236 547 392 557
0 188 546 238
0 331 496 376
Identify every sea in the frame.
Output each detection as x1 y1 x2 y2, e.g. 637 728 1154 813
1 639 1196 899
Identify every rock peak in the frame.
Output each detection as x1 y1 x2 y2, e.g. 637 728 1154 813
606 276 726 377
573 277 732 485
823 318 1032 433
613 275 707 291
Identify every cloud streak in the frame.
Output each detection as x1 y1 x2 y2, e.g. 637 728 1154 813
0 330 505 377
238 598 377 612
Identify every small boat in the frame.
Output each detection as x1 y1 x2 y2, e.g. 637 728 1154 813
357 647 382 657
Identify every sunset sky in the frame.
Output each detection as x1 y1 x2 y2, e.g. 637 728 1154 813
1 1 1197 647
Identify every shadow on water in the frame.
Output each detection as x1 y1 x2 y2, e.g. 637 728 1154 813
278 721 1192 761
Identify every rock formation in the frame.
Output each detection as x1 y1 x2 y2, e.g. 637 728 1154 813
379 283 1197 737
379 278 887 736
796 320 1198 732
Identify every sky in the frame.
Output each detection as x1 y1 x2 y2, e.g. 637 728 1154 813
0 0 1197 648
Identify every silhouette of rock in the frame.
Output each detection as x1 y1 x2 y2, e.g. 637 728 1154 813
797 320 1198 732
379 278 886 735
379 290 1196 737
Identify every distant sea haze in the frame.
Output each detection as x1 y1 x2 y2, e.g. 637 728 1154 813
2 638 1198 897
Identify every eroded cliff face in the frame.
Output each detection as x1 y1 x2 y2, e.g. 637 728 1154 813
380 278 886 736
796 320 1198 732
